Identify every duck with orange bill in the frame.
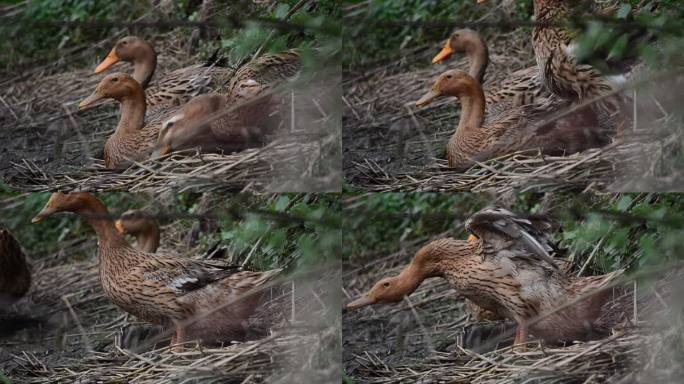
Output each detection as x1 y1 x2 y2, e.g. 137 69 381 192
94 36 234 108
78 72 174 169
32 192 281 349
415 69 609 169
347 207 624 345
432 28 548 113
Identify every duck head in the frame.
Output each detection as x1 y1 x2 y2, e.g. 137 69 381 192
346 275 413 309
433 29 481 63
79 73 143 109
415 69 478 106
114 209 156 236
95 36 156 72
31 193 97 222
155 93 227 156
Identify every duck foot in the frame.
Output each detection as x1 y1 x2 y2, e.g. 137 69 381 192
512 325 528 352
171 324 186 352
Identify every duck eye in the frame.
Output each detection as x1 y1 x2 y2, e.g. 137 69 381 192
383 282 390 288
446 75 453 79
122 40 128 45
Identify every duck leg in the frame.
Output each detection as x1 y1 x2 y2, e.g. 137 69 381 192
172 323 186 351
513 323 528 349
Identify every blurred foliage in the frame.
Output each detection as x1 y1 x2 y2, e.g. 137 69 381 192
0 0 148 70
343 0 683 73
342 192 684 279
0 191 341 272
569 0 684 74
0 0 340 73
342 0 491 68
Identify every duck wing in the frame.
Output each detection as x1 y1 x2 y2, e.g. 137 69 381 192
141 257 242 295
465 206 562 274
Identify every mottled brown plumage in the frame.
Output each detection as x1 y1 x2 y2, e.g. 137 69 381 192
416 69 607 169
348 207 623 344
115 209 160 253
156 79 275 156
532 0 625 125
32 193 281 346
79 73 177 169
95 36 235 108
225 50 301 104
0 229 31 308
433 29 548 112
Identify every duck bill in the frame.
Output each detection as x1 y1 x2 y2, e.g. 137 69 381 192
78 91 105 110
31 207 57 223
432 42 454 63
95 48 120 73
467 234 479 241
346 295 376 310
416 89 441 106
159 144 172 157
114 220 126 235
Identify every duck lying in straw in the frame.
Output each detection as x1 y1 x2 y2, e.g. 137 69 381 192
32 193 281 348
348 207 624 345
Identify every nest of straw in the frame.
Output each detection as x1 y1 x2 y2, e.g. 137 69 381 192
343 26 683 193
343 235 683 384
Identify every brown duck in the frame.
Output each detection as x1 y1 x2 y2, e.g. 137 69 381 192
95 36 234 108
32 193 281 347
531 0 625 122
225 50 301 104
348 207 623 345
79 72 175 169
115 209 160 253
156 79 274 156
433 28 548 110
416 69 607 169
0 228 31 308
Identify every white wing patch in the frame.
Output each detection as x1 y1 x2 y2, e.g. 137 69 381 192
170 276 199 290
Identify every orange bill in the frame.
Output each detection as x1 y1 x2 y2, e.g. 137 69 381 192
78 90 104 110
159 144 172 156
415 89 441 106
467 234 479 241
432 41 455 63
114 220 126 234
95 48 120 73
346 295 375 309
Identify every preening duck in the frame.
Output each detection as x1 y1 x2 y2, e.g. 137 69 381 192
348 207 624 345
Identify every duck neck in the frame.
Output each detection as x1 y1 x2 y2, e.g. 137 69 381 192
394 263 430 297
455 84 486 136
75 200 129 248
465 38 488 83
135 225 160 253
131 48 157 89
116 92 147 135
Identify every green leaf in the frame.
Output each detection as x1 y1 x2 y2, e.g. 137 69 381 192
607 33 629 60
617 4 632 19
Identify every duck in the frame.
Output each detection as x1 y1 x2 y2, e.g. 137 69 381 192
225 50 301 104
347 207 624 345
79 72 174 169
31 192 281 347
0 228 31 308
115 209 160 253
432 28 548 110
531 0 626 120
415 69 608 169
155 79 275 156
95 36 235 108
